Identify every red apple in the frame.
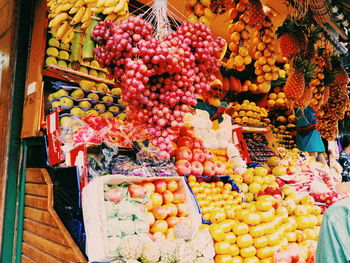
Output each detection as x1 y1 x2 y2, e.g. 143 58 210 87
177 203 189 217
154 179 167 193
162 190 174 204
192 139 204 150
204 149 214 161
105 188 123 203
177 136 193 148
128 184 146 198
142 182 155 195
167 180 178 192
173 189 186 204
203 161 216 176
192 148 205 163
191 161 204 175
175 146 193 161
175 160 192 176
214 160 226 175
152 206 169 220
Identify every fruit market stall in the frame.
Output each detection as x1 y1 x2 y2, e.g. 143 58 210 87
17 0 350 262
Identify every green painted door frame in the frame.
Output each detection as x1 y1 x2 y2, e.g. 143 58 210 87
0 0 35 262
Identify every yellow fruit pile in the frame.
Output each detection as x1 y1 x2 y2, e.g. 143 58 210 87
266 88 287 109
187 176 244 223
226 0 253 71
231 100 269 126
185 0 214 27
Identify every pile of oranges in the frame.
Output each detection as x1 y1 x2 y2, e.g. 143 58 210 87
187 175 244 222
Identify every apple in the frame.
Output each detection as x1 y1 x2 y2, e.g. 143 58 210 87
105 188 123 203
177 136 193 148
173 189 186 204
192 139 204 150
191 161 204 175
142 182 155 194
150 192 163 206
192 149 205 163
166 180 178 192
203 161 216 176
164 203 178 217
167 216 180 228
214 160 226 175
152 206 168 220
162 190 174 204
175 160 192 176
128 184 146 198
177 203 189 217
154 179 167 193
175 147 193 161
204 149 214 161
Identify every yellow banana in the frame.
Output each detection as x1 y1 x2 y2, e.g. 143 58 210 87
114 0 126 13
102 6 115 14
70 7 85 24
81 19 91 29
96 0 106 7
73 0 84 8
104 0 118 7
92 6 104 13
85 0 97 3
56 21 70 39
62 27 74 44
60 2 73 11
68 6 79 14
48 12 68 28
81 7 92 23
105 12 118 21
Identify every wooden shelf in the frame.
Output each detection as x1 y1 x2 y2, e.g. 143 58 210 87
43 64 115 86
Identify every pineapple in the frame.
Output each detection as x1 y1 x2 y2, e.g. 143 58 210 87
247 0 265 28
331 56 349 86
297 86 313 108
284 68 305 101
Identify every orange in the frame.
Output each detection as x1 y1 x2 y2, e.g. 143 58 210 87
257 42 266 51
237 234 253 248
214 254 232 263
224 231 236 244
244 56 252 65
214 241 231 254
234 56 244 67
240 246 256 257
209 223 225 242
258 56 267 65
187 175 196 183
230 244 240 256
256 246 273 259
234 21 245 32
231 32 241 42
253 236 268 248
241 30 249 40
232 222 249 236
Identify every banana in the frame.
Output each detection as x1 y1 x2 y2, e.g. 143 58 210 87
96 0 106 7
56 21 70 39
81 19 91 29
85 0 97 3
61 27 74 44
105 12 118 21
81 7 92 23
48 12 68 28
70 7 85 25
92 6 104 13
104 0 118 7
102 6 115 14
60 2 73 11
73 0 84 8
68 6 79 14
114 0 126 13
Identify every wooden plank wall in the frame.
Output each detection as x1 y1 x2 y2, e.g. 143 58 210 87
22 168 87 263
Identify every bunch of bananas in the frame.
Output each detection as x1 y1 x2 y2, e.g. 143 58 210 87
46 0 129 44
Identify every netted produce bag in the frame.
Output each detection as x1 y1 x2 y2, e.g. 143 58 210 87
91 0 226 160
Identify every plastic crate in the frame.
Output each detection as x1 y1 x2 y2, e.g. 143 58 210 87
184 174 243 224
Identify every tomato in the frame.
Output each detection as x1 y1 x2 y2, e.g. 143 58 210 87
224 231 237 244
243 212 261 226
232 256 243 263
236 234 253 248
230 244 240 256
239 245 257 257
214 241 231 255
256 246 273 259
243 256 259 263
220 220 233 232
232 222 249 235
209 223 225 242
210 211 227 223
267 233 280 246
253 236 268 248
214 254 232 263
249 225 265 238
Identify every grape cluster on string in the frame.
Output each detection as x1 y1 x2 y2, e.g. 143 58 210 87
92 17 225 160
